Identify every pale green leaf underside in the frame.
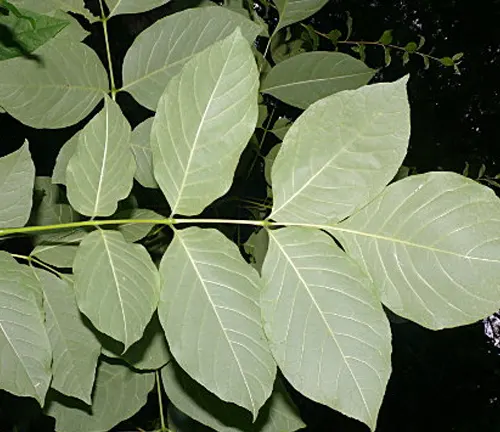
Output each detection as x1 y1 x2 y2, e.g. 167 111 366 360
0 142 35 228
130 118 157 188
0 252 51 405
36 269 100 404
31 229 87 268
261 228 391 430
66 96 135 217
114 208 164 243
121 6 261 110
151 29 259 216
274 0 329 32
271 76 410 224
46 361 154 432
102 313 170 370
0 37 107 128
52 133 79 185
106 0 171 16
32 177 79 233
73 230 160 350
158 227 276 417
261 52 376 109
162 362 305 432
335 172 500 330
14 0 98 22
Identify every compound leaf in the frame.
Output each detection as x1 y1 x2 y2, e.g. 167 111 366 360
270 76 410 224
73 230 160 351
35 269 100 404
158 227 276 418
151 29 258 216
335 172 500 330
0 142 35 228
261 52 376 109
121 6 261 110
46 360 154 432
261 227 391 430
66 95 135 217
0 37 107 128
0 252 51 405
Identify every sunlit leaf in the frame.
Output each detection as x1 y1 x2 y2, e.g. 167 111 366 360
66 95 135 217
273 0 329 33
0 252 51 405
121 6 261 110
0 7 68 61
162 361 305 432
105 0 171 17
335 172 500 330
270 76 410 224
130 118 157 188
73 230 160 350
261 227 391 430
158 227 276 417
151 29 258 216
46 360 154 432
35 269 100 404
378 29 393 45
261 52 375 109
0 37 107 128
0 142 35 228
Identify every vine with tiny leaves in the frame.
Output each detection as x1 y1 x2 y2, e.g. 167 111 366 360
0 1 499 432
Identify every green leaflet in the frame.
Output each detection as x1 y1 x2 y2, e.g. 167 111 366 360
66 96 135 217
261 227 391 429
273 0 329 33
162 362 305 432
121 6 261 110
73 230 160 350
52 132 79 185
45 360 154 432
0 252 52 405
35 269 100 404
270 76 410 224
14 0 98 22
101 313 170 371
105 0 171 16
151 29 259 216
130 118 157 188
261 52 376 109
0 37 107 128
158 227 276 418
0 142 34 228
0 7 68 61
335 172 500 329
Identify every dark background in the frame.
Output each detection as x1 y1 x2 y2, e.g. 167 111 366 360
1 0 500 431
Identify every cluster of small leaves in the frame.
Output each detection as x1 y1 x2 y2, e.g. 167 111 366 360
462 162 500 190
0 2 497 432
254 1 464 74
